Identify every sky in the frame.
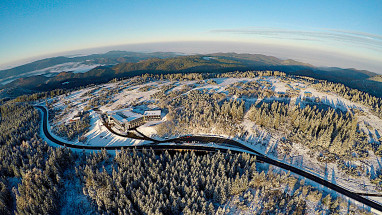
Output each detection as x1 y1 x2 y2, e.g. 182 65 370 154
1 0 381 73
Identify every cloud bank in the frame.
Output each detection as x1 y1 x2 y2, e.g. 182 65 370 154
210 28 382 53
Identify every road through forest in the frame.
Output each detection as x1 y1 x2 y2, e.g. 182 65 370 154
35 106 382 213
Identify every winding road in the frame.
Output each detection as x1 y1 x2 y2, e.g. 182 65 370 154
35 105 382 213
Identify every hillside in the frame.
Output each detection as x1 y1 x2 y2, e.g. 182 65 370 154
2 53 381 99
0 51 178 81
0 54 303 96
209 52 313 66
40 71 382 214
369 75 382 82
1 69 381 215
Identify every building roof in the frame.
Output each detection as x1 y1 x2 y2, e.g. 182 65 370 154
108 108 161 124
144 110 161 116
111 111 142 123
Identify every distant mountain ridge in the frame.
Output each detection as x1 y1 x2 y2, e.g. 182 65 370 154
0 51 179 80
1 52 381 99
208 52 313 67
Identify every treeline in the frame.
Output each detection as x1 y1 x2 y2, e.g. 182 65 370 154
53 113 91 141
313 81 382 118
248 101 369 158
1 70 380 214
12 88 70 103
157 89 245 136
0 104 39 146
0 103 74 214
217 71 382 114
226 81 276 98
77 149 370 214
79 149 252 214
0 179 10 214
48 101 91 141
0 100 372 214
117 70 281 88
217 70 286 78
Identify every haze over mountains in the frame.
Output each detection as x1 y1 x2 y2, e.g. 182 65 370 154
0 51 178 84
1 51 381 99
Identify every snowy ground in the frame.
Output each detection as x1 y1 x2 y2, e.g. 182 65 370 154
82 112 147 146
45 75 382 203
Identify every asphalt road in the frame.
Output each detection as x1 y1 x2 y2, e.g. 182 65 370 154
35 105 382 213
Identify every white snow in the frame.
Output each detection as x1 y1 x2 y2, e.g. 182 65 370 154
81 111 147 147
44 75 382 204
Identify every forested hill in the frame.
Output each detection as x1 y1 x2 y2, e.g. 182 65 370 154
1 54 309 97
0 51 178 80
2 53 382 98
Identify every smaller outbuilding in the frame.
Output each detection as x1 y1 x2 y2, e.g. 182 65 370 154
143 110 161 121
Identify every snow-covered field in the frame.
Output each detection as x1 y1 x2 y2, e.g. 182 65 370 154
0 62 100 85
44 75 382 202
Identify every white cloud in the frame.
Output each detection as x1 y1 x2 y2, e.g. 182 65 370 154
210 27 382 53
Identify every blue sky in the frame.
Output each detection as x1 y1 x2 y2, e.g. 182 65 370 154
1 0 381 72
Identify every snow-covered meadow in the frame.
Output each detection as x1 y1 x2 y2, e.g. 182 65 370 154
43 74 382 202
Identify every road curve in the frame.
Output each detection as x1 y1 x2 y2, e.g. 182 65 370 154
35 106 382 213
36 106 224 151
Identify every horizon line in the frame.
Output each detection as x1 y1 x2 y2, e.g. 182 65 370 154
1 40 381 74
